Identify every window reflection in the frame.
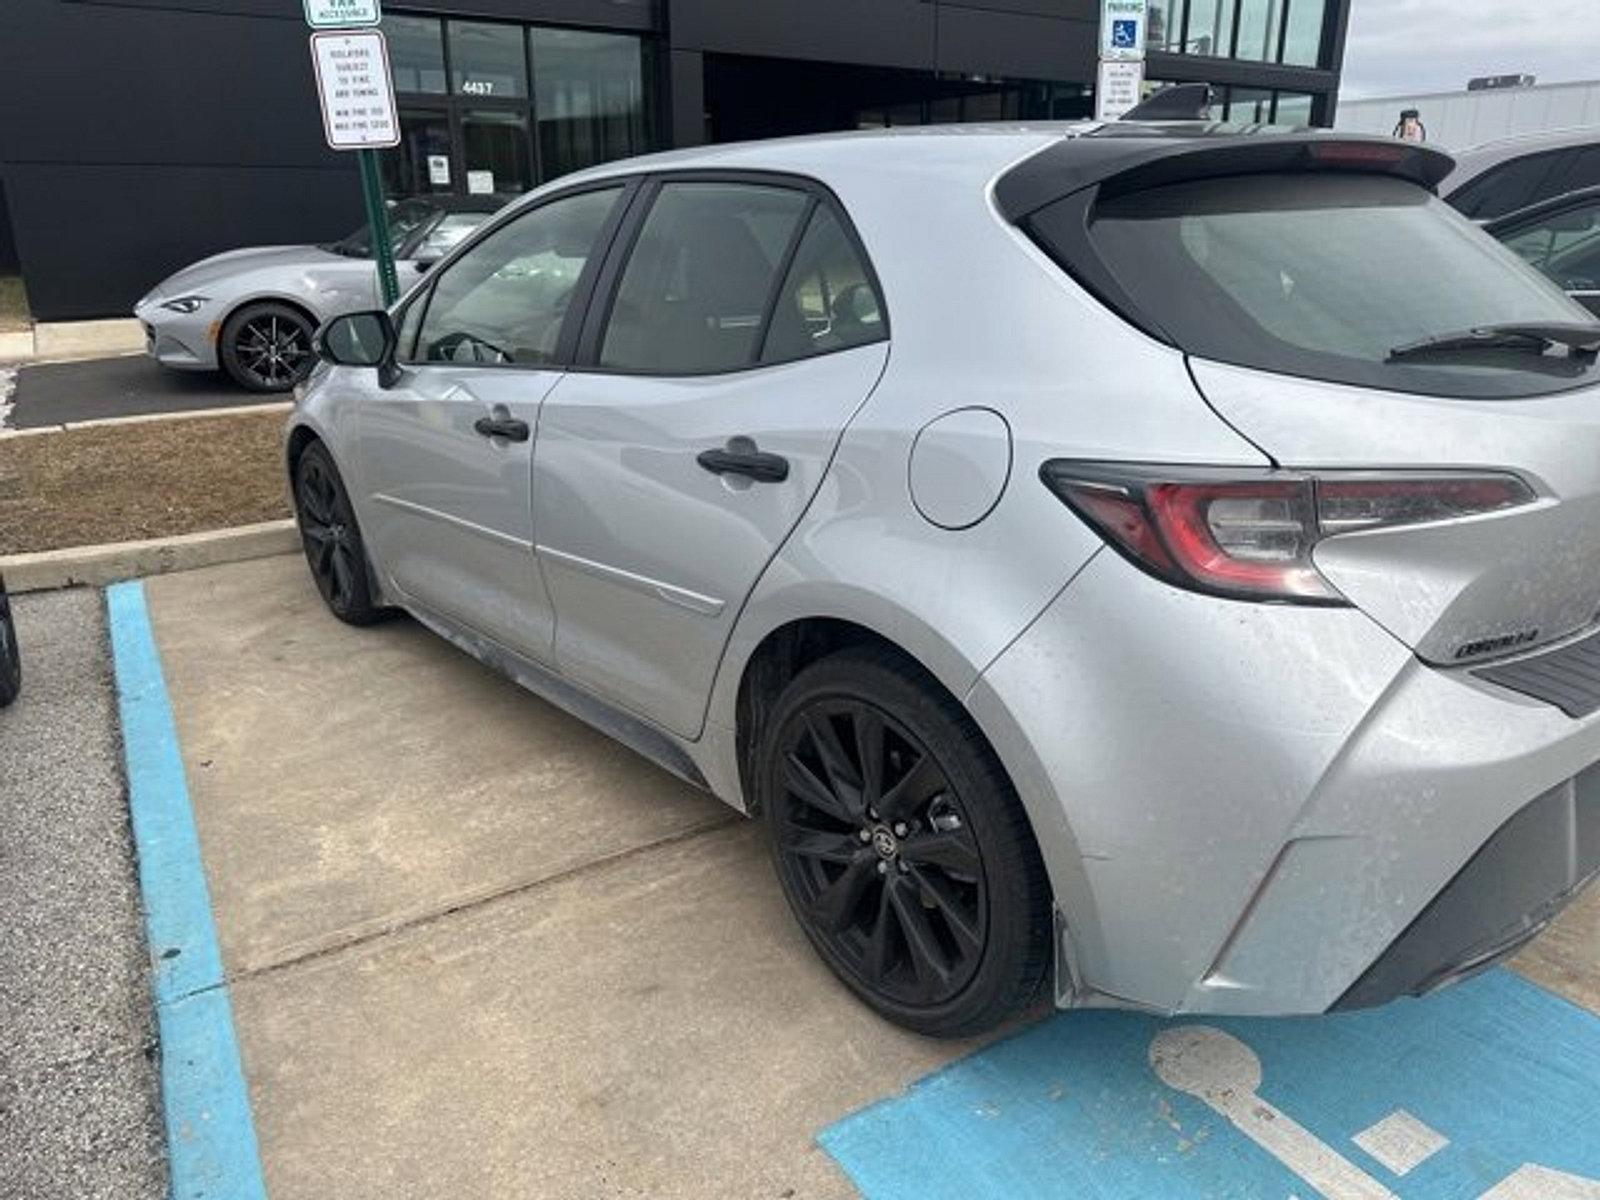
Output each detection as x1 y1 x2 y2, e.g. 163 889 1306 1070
1236 0 1282 62
1281 0 1325 66
1155 0 1328 65
383 15 446 95
449 21 528 99
1147 0 1177 51
382 19 657 197
1183 0 1229 56
531 28 653 180
1274 91 1314 126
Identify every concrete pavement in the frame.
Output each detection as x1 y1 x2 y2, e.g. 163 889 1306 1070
125 553 1600 1198
142 554 988 1198
0 589 166 1200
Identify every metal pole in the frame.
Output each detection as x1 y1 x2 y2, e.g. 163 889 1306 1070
359 149 400 307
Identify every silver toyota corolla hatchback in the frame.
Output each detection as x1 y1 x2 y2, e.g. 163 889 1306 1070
288 123 1600 1037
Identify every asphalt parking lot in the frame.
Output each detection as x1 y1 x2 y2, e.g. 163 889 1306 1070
35 553 1600 1199
3 354 258 430
0 589 166 1200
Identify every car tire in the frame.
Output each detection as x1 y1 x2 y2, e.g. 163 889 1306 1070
292 441 386 627
0 579 20 708
219 302 317 393
759 646 1052 1037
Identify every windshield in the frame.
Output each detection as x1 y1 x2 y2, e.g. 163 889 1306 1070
1045 173 1600 399
330 200 440 259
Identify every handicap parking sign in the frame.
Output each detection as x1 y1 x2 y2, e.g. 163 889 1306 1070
821 970 1600 1199
1111 18 1139 49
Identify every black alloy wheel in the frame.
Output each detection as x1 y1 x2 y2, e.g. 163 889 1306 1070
220 303 316 393
293 441 383 626
0 576 20 708
762 648 1051 1037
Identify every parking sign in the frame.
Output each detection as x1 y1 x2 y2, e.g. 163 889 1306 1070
304 0 381 29
1101 0 1148 60
309 31 400 150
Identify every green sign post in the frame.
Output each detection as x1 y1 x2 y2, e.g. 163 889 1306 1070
358 150 400 306
307 14 401 306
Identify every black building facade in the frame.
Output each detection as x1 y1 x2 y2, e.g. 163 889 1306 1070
0 0 1352 321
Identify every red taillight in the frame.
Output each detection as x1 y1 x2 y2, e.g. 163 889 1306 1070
1040 464 1535 605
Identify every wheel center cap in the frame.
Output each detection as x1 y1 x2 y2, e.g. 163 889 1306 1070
871 827 899 860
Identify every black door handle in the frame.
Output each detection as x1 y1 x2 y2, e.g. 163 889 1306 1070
474 415 530 443
697 443 790 483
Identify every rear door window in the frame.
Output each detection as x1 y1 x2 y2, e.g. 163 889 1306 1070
599 183 810 374
1037 172 1600 399
760 206 886 364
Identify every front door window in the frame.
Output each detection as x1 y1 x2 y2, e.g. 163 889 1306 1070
412 186 621 366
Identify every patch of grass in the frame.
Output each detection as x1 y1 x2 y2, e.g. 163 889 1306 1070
0 411 292 556
0 276 29 333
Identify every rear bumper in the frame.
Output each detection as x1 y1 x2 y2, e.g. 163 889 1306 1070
1335 766 1600 1009
970 548 1600 1017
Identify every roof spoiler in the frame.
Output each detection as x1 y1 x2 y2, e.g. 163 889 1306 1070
995 132 1458 221
1120 83 1215 122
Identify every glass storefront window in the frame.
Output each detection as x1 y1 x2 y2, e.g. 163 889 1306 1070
1235 0 1281 62
384 108 453 196
1147 0 1178 52
1183 0 1229 56
1274 91 1314 126
383 15 446 94
450 20 528 100
1224 86 1274 123
462 110 532 195
530 28 651 180
1281 0 1326 66
1158 0 1326 65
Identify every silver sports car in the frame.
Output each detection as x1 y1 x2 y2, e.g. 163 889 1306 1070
287 123 1600 1037
135 195 503 392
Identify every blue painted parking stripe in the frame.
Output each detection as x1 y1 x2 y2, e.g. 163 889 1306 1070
819 969 1600 1199
108 580 268 1200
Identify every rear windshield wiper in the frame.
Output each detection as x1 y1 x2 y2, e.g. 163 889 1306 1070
1388 322 1600 362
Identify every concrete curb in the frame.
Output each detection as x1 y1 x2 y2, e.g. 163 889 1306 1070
0 400 292 438
0 319 145 366
0 521 298 593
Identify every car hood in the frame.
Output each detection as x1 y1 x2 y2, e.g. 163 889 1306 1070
141 244 349 303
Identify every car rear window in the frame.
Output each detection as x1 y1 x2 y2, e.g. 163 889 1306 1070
1031 172 1600 399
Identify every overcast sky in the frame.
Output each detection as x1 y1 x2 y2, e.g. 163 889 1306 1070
1340 0 1600 99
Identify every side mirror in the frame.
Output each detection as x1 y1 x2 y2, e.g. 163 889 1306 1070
315 310 400 386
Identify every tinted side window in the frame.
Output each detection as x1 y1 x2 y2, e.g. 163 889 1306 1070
760 206 886 364
1502 200 1600 290
395 288 428 361
599 183 810 374
412 187 619 365
1452 151 1567 219
1553 146 1600 195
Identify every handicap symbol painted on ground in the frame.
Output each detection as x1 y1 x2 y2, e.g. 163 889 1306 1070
818 970 1600 1199
1152 1024 1600 1199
